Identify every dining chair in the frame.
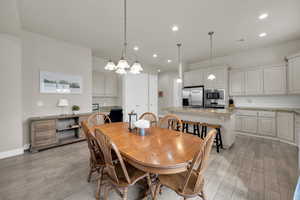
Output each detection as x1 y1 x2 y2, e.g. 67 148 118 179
81 120 105 184
94 128 154 200
88 112 111 128
154 129 217 200
158 114 183 132
139 112 158 127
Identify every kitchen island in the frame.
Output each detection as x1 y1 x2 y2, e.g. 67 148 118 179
164 107 236 148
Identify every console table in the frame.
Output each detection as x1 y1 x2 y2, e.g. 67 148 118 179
29 113 92 152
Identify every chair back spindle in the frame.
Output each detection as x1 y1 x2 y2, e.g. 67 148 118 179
88 112 111 128
95 128 131 185
81 121 105 166
139 112 158 127
159 114 183 132
181 129 216 193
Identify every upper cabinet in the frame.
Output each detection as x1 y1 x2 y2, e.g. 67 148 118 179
184 66 228 89
229 70 244 96
93 71 119 97
183 69 204 87
204 67 227 89
229 64 287 96
287 54 300 94
245 69 263 95
263 65 286 95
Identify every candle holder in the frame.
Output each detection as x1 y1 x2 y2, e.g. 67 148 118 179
128 111 137 132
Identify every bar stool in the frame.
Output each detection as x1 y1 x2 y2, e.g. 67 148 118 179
201 123 223 153
181 120 201 136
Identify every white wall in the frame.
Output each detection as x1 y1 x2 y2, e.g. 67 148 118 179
232 96 300 108
0 34 23 157
189 39 300 70
22 31 93 145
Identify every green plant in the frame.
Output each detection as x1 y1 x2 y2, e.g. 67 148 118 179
72 105 80 111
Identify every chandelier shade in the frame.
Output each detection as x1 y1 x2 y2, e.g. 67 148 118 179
104 0 143 74
104 60 116 71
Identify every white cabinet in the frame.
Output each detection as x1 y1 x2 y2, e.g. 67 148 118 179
204 67 227 89
183 70 203 87
257 112 276 137
105 73 118 97
277 112 295 142
242 116 258 134
92 72 105 96
288 55 300 94
93 71 119 97
245 69 263 95
229 70 244 96
263 66 286 95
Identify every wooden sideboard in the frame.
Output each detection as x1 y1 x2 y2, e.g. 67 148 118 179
29 113 92 152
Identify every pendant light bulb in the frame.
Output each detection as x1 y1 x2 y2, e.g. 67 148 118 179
104 59 116 71
117 57 130 69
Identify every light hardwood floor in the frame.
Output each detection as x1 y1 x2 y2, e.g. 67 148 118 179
0 135 298 200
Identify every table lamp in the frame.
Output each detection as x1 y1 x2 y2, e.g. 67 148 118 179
57 98 69 115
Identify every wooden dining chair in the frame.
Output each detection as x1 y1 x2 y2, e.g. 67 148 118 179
139 112 158 127
158 114 183 132
88 112 111 128
81 121 105 184
94 128 154 200
154 129 217 200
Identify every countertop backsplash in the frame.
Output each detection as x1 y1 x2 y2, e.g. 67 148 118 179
232 96 300 109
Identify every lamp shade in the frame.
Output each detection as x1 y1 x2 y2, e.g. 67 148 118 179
117 57 130 69
104 60 116 71
57 99 69 107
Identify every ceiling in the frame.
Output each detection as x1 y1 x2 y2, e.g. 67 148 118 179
19 0 300 70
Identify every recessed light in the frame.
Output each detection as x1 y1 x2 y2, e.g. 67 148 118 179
172 25 179 32
259 32 267 37
133 46 139 51
259 13 269 20
167 59 172 63
157 69 161 73
153 54 158 58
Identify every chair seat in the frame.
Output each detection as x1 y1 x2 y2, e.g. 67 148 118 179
158 170 204 196
107 162 148 187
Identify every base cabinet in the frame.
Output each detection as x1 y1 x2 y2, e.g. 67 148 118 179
277 112 295 142
235 110 295 144
258 117 276 136
242 116 258 134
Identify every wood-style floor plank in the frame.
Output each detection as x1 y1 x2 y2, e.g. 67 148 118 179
0 135 297 200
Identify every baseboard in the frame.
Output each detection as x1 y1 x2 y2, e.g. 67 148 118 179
0 148 24 160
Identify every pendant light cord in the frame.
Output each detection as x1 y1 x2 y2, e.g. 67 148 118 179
208 31 214 66
177 43 182 79
122 0 127 58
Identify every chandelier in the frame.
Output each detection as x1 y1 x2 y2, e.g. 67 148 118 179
104 0 143 74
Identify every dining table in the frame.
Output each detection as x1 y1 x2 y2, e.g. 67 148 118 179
94 122 204 175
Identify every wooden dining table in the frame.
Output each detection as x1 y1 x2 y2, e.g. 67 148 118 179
94 122 204 175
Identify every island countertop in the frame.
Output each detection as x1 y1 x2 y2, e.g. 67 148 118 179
163 107 235 117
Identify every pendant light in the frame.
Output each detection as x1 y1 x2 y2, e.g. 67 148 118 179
105 0 143 74
176 43 183 83
207 31 216 80
104 58 117 71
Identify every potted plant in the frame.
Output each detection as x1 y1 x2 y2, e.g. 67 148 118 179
72 105 80 115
